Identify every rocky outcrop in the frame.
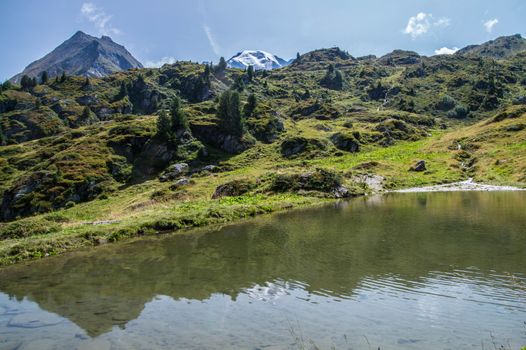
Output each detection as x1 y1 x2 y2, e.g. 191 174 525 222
330 132 360 152
211 179 254 199
280 136 328 158
191 123 255 154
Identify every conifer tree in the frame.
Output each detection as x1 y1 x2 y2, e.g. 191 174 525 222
244 93 257 117
60 72 67 83
247 65 254 81
41 71 49 84
217 91 244 136
117 81 128 99
170 96 189 132
217 57 227 73
156 110 172 141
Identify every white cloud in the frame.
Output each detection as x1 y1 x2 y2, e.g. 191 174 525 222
483 18 498 33
81 2 121 36
203 24 221 56
434 47 459 55
404 12 451 39
145 57 177 68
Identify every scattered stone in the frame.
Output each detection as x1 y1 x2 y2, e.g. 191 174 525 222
409 160 426 172
8 312 63 328
159 163 189 182
332 185 350 198
170 177 190 189
201 165 218 172
212 179 254 199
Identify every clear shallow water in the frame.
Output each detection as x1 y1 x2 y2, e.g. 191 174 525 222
0 192 525 350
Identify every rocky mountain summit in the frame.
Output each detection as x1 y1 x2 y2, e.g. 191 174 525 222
11 31 143 83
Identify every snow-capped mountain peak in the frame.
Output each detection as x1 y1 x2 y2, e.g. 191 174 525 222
227 50 290 70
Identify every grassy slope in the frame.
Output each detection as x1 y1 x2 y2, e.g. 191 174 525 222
1 49 526 265
3 108 525 265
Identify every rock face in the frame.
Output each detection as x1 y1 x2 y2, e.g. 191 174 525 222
11 31 143 82
227 50 290 70
330 132 360 152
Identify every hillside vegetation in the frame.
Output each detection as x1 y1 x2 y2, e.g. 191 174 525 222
1 35 526 264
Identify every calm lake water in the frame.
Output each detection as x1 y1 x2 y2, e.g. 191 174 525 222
0 192 525 350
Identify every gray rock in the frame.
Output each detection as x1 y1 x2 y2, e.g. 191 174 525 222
201 165 218 172
171 177 190 189
409 160 426 172
332 185 350 198
159 163 189 182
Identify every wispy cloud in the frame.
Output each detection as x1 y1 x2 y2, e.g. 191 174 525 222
145 57 177 68
483 18 498 33
203 24 221 56
403 12 451 39
81 3 121 36
434 47 459 55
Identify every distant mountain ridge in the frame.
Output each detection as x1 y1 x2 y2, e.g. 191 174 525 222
11 31 143 83
227 50 291 70
456 34 526 59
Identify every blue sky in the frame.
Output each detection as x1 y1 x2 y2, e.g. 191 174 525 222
0 0 525 80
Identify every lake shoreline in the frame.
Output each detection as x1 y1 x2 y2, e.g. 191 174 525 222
1 178 525 268
391 178 526 193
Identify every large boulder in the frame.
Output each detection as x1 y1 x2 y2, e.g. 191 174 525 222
330 132 360 152
159 163 189 182
280 136 328 158
211 179 254 199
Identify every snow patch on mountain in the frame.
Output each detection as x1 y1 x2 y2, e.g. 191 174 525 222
227 50 290 70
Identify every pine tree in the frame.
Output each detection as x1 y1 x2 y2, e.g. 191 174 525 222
244 93 257 117
20 75 31 90
2 80 12 91
60 72 67 83
41 71 49 84
170 96 189 132
156 110 172 141
233 76 245 92
247 65 254 82
117 81 128 99
217 91 244 136
217 57 227 73
204 64 211 83
31 77 37 87
296 52 300 60
81 106 92 120
83 77 91 87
